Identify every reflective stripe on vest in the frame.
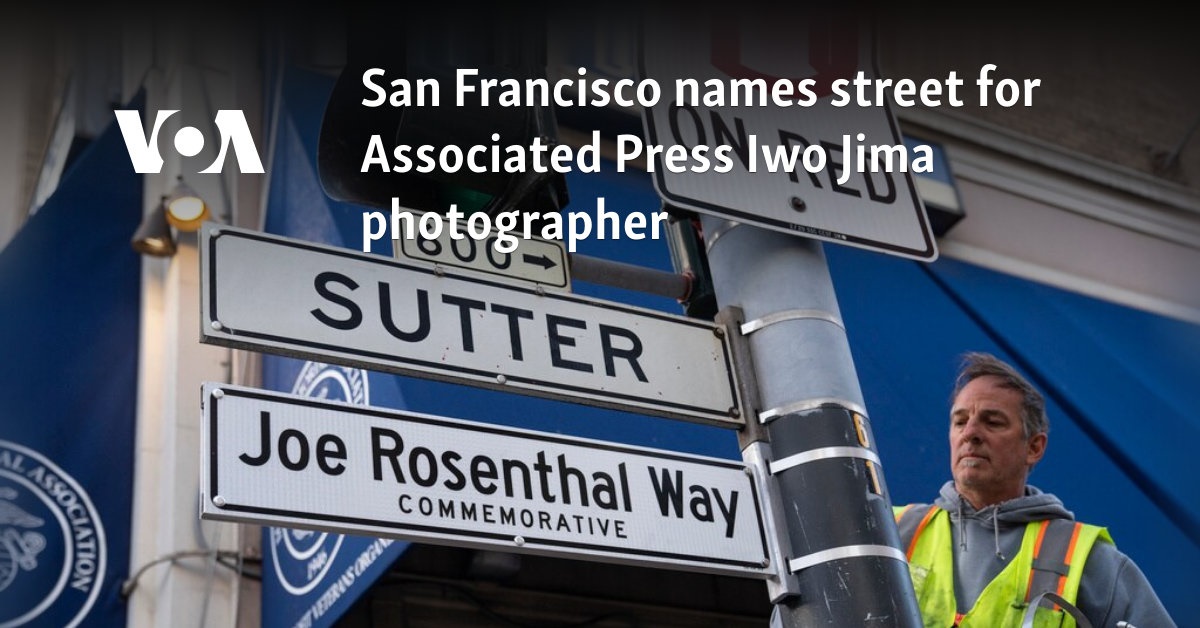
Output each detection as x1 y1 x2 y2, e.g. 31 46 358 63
893 504 1112 627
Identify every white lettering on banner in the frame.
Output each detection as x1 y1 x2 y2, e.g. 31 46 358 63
291 538 393 628
0 440 106 627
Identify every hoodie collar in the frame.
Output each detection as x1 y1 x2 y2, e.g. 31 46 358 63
933 481 1074 526
933 481 1074 559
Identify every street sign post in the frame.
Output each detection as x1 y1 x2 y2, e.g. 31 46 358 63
641 9 927 624
640 11 937 261
200 383 771 578
395 223 571 291
200 226 740 426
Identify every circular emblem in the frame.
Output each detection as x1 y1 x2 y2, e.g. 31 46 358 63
269 362 369 595
0 440 105 628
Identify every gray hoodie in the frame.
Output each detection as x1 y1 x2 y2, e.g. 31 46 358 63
931 481 1176 628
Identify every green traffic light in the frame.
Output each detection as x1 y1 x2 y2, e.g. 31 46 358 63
438 185 493 215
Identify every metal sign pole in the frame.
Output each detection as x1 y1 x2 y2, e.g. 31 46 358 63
701 216 922 626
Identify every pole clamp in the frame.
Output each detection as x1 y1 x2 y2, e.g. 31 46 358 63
770 446 880 474
740 309 844 335
787 544 906 574
759 398 868 424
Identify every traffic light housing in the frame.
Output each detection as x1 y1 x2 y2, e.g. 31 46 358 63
663 205 718 320
317 6 569 218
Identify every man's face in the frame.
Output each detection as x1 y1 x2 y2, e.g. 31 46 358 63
949 375 1046 508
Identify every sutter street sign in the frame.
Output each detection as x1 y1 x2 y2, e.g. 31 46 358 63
199 225 741 426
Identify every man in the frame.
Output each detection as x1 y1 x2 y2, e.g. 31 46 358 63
893 352 1174 627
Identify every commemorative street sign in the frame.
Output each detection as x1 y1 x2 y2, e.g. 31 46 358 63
200 226 740 426
639 10 937 261
199 383 771 577
394 223 570 291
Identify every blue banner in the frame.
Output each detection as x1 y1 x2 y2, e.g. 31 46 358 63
0 97 141 626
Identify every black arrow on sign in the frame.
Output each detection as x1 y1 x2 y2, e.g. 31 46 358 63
522 254 557 270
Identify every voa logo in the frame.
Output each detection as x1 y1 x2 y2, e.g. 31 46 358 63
113 110 264 174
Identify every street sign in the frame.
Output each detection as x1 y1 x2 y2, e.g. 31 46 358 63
639 10 937 261
200 226 740 426
200 383 771 577
395 224 570 291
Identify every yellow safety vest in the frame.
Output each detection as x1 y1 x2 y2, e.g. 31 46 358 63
893 504 1112 627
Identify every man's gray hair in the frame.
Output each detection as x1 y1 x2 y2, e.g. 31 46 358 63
952 352 1048 438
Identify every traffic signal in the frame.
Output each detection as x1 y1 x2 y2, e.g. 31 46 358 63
317 6 569 219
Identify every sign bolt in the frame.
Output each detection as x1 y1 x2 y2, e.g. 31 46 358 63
213 495 226 508
790 196 807 212
760 558 770 568
535 285 546 296
513 535 525 546
496 374 508 385
213 389 224 399
729 406 740 418
211 320 224 331
433 266 446 277
713 326 725 338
